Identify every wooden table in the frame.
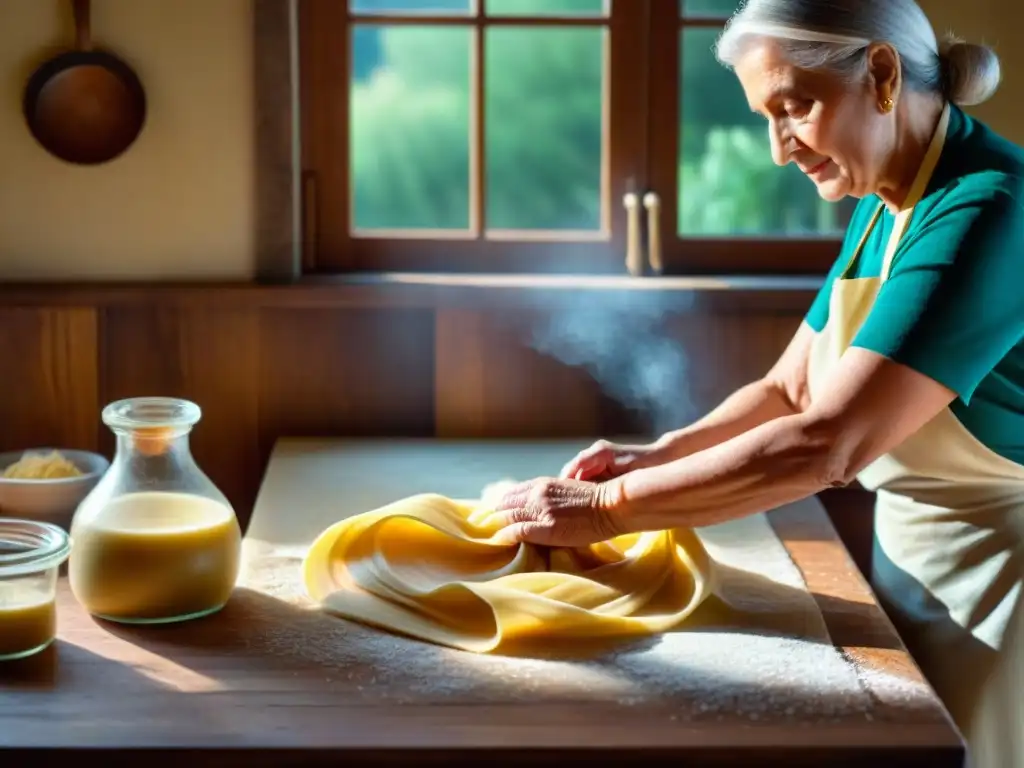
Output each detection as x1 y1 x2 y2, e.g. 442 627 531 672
0 438 965 766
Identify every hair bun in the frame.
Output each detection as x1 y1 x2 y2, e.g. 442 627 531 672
939 35 1002 106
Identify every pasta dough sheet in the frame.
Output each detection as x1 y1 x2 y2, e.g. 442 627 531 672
237 495 879 718
301 482 833 653
238 441 929 718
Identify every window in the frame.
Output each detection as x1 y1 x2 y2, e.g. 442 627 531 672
300 0 853 276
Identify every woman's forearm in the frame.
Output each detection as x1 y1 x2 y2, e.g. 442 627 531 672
642 378 800 468
616 412 833 532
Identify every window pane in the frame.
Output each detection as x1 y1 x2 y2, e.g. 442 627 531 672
679 27 847 236
680 0 737 16
350 0 472 14
487 0 606 16
485 27 604 231
350 25 471 231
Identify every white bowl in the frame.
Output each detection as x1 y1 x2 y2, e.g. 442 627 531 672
0 449 110 530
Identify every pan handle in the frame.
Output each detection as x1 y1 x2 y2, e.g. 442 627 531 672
72 0 92 51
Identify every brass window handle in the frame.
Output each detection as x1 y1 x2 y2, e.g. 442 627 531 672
643 192 663 274
624 192 642 276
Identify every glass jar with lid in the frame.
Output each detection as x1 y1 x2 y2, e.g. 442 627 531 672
69 397 242 625
0 518 71 660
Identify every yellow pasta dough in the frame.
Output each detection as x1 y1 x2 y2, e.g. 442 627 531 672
302 490 715 653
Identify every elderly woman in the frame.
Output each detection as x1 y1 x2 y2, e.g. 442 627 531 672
493 0 1023 764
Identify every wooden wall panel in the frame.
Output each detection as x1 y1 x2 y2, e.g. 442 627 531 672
0 289 879 592
662 313 802 417
0 297 826 538
99 307 262 515
0 287 879 573
434 309 634 438
257 308 436 442
0 308 99 453
432 309 804 440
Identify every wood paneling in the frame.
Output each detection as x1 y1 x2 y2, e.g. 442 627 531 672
664 313 802 414
434 308 803 439
0 285 878 567
434 309 631 438
257 308 436 440
1 302 439 519
98 307 262 516
0 308 99 451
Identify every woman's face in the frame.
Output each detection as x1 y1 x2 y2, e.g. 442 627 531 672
733 39 896 202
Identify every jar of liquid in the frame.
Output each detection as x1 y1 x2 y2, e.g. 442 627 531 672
69 397 242 625
0 519 71 661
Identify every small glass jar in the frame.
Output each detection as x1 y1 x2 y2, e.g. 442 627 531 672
68 397 242 625
0 519 71 661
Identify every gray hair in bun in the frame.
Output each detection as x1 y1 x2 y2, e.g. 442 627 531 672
716 0 1002 107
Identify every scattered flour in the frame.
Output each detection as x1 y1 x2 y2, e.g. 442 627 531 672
848 658 938 715
229 510 942 724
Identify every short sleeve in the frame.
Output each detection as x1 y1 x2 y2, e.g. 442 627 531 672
852 183 1024 402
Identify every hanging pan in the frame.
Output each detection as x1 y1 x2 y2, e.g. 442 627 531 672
23 0 147 166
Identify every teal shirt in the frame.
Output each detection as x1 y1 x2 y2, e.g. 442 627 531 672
806 105 1024 465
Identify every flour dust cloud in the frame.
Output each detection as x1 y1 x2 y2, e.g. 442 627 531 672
524 289 698 435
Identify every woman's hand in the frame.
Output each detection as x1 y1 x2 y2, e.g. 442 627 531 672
487 476 628 547
559 439 666 482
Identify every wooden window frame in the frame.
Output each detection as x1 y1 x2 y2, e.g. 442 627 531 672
646 0 845 276
299 0 647 275
288 0 845 278
254 0 303 282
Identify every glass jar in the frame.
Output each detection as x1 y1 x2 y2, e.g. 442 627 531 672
0 519 71 661
68 397 242 625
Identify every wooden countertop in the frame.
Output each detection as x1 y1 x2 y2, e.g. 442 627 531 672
0 438 964 767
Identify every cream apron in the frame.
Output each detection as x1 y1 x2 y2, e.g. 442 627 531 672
806 104 1024 767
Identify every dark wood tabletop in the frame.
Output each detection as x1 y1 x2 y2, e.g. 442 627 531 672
0 440 965 767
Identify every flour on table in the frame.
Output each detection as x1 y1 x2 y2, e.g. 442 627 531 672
235 496 924 722
848 659 937 713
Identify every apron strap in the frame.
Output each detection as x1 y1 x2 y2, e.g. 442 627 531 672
839 205 884 280
881 104 952 281
837 103 952 283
